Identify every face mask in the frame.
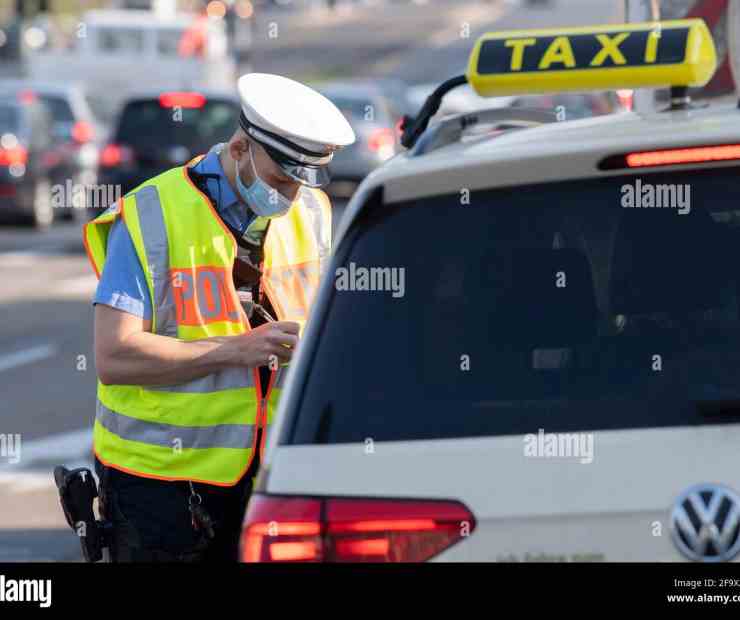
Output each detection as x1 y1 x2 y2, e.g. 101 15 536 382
234 148 293 219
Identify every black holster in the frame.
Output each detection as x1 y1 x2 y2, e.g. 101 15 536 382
53 465 113 563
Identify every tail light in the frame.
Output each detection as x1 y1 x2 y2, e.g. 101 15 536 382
0 146 28 166
367 127 396 152
99 144 134 168
159 92 206 109
71 121 95 144
241 495 475 563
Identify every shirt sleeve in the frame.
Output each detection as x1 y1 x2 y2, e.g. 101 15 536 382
93 219 153 320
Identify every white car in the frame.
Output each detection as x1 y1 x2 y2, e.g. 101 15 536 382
241 19 740 562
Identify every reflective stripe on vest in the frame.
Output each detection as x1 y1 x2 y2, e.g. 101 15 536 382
136 185 178 338
148 365 257 393
96 401 257 450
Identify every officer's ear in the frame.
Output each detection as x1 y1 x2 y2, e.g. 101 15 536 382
229 133 250 163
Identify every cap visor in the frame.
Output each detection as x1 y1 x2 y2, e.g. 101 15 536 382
258 139 332 188
278 160 330 188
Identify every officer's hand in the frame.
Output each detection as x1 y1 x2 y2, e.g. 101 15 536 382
233 321 300 367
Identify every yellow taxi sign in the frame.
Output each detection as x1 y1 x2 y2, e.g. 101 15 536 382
466 19 716 97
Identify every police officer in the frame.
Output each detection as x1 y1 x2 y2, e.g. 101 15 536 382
85 73 355 562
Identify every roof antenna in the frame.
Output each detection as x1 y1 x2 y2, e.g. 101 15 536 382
400 75 468 149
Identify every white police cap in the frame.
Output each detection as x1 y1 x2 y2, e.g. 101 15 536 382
237 73 356 188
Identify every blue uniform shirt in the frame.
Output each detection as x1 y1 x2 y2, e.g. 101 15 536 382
93 144 265 319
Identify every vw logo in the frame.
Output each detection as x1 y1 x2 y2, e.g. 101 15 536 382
670 483 740 562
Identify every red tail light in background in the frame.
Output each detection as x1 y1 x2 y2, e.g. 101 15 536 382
18 90 36 105
99 144 134 168
0 146 28 166
241 495 475 563
158 92 206 109
367 127 396 152
71 121 95 144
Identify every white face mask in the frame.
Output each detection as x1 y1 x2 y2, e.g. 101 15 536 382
234 148 293 219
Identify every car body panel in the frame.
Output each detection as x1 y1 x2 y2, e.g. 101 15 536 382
263 424 740 561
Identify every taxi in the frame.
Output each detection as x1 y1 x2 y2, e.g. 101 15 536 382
241 19 740 563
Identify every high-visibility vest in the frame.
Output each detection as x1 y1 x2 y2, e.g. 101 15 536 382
83 163 331 486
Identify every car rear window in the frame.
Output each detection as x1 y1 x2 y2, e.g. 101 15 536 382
157 28 185 56
115 98 239 152
97 27 145 54
286 167 740 444
38 95 75 123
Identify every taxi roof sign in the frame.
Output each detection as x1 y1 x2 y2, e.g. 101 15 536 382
466 19 717 97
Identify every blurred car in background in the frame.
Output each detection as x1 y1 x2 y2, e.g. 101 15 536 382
406 84 629 123
0 81 101 222
319 82 404 197
0 95 56 228
358 77 417 119
93 90 240 218
508 91 630 119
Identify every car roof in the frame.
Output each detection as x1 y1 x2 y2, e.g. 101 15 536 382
0 94 45 112
361 104 740 202
338 102 740 242
0 80 86 98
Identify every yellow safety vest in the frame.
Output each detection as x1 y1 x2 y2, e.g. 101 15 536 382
83 162 331 486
